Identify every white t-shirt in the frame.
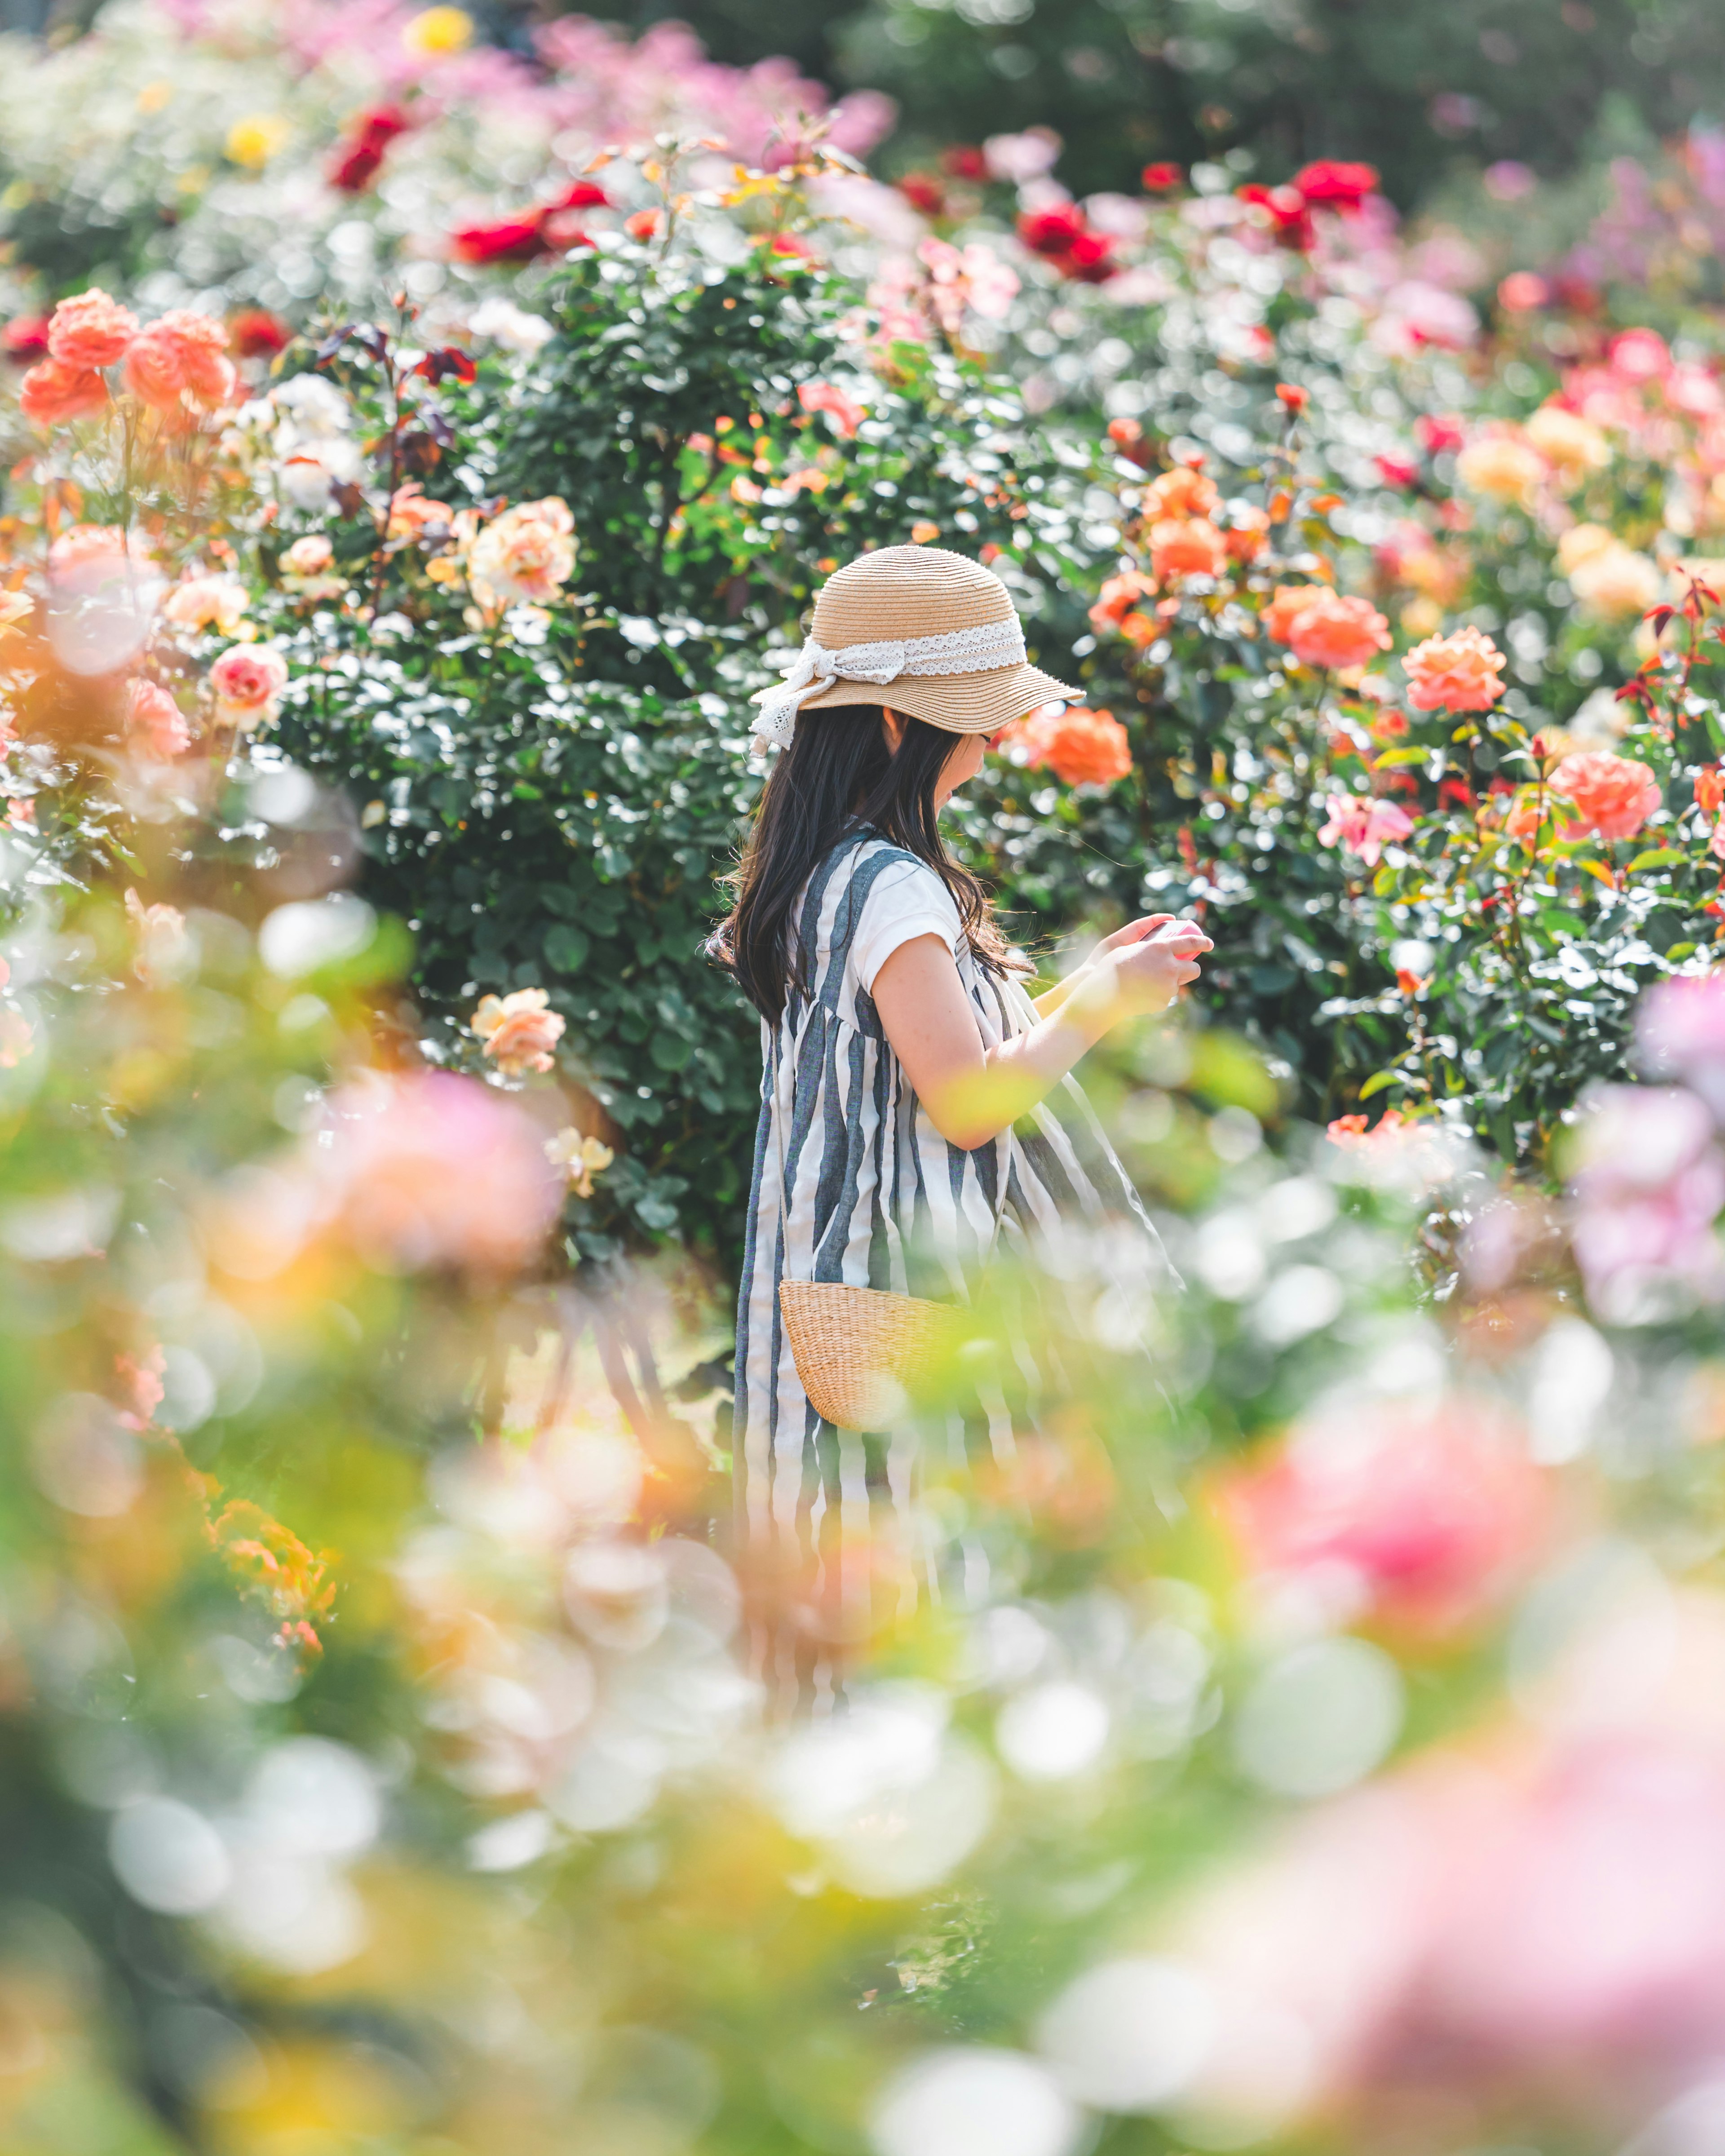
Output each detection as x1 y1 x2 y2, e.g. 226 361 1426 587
851 856 963 993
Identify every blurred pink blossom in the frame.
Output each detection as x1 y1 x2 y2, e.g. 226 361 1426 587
1568 1084 1725 1319
1637 974 1725 1122
1318 793 1415 866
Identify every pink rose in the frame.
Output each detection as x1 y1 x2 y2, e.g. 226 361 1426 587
1549 750 1661 842
281 535 334 577
1638 974 1725 1122
46 288 137 371
18 358 109 429
471 987 565 1076
1318 792 1415 865
317 1071 564 1275
123 678 192 759
208 642 289 726
1219 1396 1549 1633
798 380 865 438
1568 1083 1725 1319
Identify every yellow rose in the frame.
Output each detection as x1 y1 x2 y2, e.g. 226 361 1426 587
1568 541 1662 620
1557 522 1617 575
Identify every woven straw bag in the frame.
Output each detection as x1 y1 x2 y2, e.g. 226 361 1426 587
778 1278 952 1431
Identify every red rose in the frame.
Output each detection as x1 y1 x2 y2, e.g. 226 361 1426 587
228 308 291 360
897 172 946 217
1017 203 1089 257
2 315 50 362
553 181 610 211
942 146 987 181
1141 162 1183 191
1237 183 1314 250
1375 452 1420 488
1292 158 1380 210
328 105 411 194
451 214 551 265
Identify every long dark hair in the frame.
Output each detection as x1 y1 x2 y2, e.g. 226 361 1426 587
708 704 1012 1022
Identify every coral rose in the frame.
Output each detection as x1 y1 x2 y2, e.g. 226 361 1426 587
209 642 289 727
1281 588 1392 671
123 678 192 759
468 498 576 608
1149 516 1226 583
46 288 137 371
1403 625 1506 713
123 310 235 411
472 986 565 1076
1089 570 1155 633
1549 750 1660 841
1455 432 1544 504
1261 584 1326 644
1318 792 1415 865
798 381 865 438
162 574 248 634
1218 1395 1547 1632
1003 704 1133 788
18 359 108 428
1223 505 1271 562
1143 465 1220 520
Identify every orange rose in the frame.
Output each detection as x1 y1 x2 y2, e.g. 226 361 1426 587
1403 625 1506 713
1281 588 1392 671
1142 466 1220 520
123 311 235 412
471 987 566 1076
1223 505 1271 562
46 288 137 371
1003 704 1133 788
18 358 108 429
1549 750 1661 841
1149 516 1226 583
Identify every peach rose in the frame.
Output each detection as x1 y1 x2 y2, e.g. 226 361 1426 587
1403 625 1506 713
208 642 289 726
18 357 109 429
1281 588 1392 671
1549 750 1661 841
1556 522 1615 575
46 288 137 371
1524 402 1608 482
1089 569 1155 632
386 484 455 540
282 535 334 577
1567 541 1661 620
1149 516 1226 583
468 498 576 608
1142 466 1219 520
162 573 248 634
1002 704 1133 789
472 986 565 1076
1455 431 1544 503
123 677 192 758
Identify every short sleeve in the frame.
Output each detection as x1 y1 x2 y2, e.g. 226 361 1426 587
852 859 962 994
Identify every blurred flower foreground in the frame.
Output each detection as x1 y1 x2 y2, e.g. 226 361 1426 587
12 10 1725 2156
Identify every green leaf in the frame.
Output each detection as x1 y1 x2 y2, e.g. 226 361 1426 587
544 924 590 973
1358 1069 1403 1099
1627 847 1685 870
650 1030 694 1073
1369 745 1432 769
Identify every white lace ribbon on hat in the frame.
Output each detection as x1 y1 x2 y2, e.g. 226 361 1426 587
748 616 1029 750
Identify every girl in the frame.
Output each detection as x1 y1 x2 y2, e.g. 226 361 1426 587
711 546 1209 1679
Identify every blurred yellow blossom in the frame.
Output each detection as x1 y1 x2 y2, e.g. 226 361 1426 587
225 114 292 170
1524 403 1609 484
402 5 473 56
1456 431 1544 504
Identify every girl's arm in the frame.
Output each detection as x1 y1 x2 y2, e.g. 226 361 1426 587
872 917 1211 1151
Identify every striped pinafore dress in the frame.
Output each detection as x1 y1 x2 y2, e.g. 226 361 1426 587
733 831 1172 1683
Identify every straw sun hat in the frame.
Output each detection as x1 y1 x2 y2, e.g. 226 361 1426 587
748 545 1082 750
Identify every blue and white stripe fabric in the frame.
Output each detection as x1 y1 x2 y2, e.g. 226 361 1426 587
734 830 1171 1664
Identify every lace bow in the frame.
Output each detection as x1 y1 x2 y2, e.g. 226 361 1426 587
748 616 1030 750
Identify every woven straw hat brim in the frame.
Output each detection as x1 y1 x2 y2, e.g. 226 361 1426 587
793 660 1079 735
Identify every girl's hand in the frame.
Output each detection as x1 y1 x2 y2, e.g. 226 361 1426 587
1096 913 1176 955
1073 916 1212 1025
